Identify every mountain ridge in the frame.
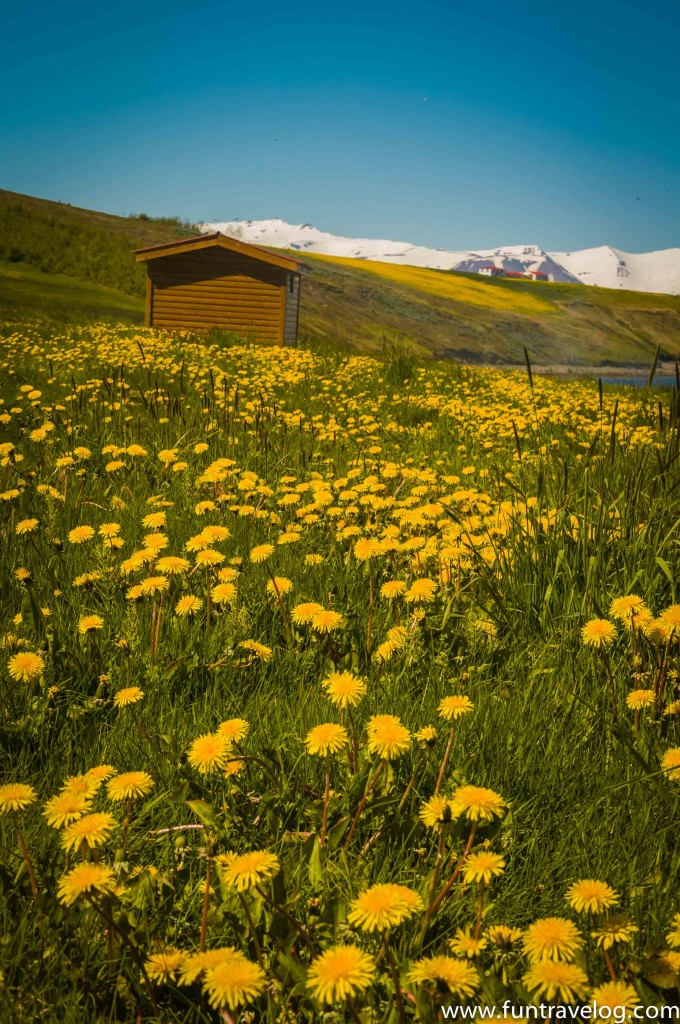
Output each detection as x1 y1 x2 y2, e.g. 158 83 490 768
201 218 680 296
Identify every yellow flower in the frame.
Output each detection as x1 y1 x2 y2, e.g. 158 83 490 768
366 717 411 759
306 945 375 1004
322 671 367 708
523 960 589 1002
212 582 237 605
140 575 169 596
42 792 91 827
415 725 437 744
660 604 680 632
194 549 225 567
405 578 437 603
249 544 274 563
591 916 639 950
347 883 422 931
266 576 293 598
0 782 37 813
78 615 104 634
216 850 280 891
380 580 407 599
62 811 117 852
438 694 474 721
666 913 680 948
291 601 325 624
8 651 45 682
113 686 144 707
353 538 382 560
145 948 186 982
16 518 39 534
155 556 190 575
463 851 506 885
626 689 655 710
409 956 479 997
57 863 117 905
590 981 640 1017
450 785 506 822
175 595 202 616
305 723 349 756
187 733 231 773
68 525 95 544
486 924 522 947
581 618 616 647
523 917 584 961
661 746 680 781
610 595 647 623
239 640 272 661
178 946 242 985
419 794 455 828
217 718 249 742
447 929 488 958
310 609 345 633
106 771 154 801
566 879 618 914
142 511 166 530
202 955 266 1010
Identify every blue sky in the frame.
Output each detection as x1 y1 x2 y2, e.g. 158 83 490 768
2 0 679 251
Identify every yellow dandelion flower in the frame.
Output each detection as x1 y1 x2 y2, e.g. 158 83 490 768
8 651 45 682
187 733 231 774
626 689 655 711
380 580 407 599
581 618 616 647
463 851 506 885
266 576 293 598
347 883 422 931
486 924 523 947
202 955 266 1011
523 960 588 1003
42 792 91 828
16 518 39 534
438 694 474 721
113 686 144 707
523 917 584 961
353 538 382 560
175 595 202 616
78 615 104 634
0 782 37 813
140 575 169 596
62 811 117 852
178 947 242 985
419 794 455 828
106 771 154 801
310 609 345 633
250 544 274 563
415 725 437 744
239 640 272 661
447 929 488 958
409 956 479 997
591 916 639 950
450 785 506 822
57 862 117 905
305 723 349 756
155 556 190 575
194 548 225 567
291 601 325 625
610 595 648 623
660 604 680 632
216 850 280 892
405 578 437 603
367 717 411 759
666 913 680 948
212 582 237 605
591 981 640 1017
68 525 95 544
322 671 367 708
145 948 186 982
306 945 375 1004
661 746 680 780
566 879 619 914
217 718 249 742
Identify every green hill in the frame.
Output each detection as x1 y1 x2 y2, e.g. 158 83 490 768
2 188 679 364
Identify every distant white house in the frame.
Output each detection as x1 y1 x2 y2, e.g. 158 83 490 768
528 269 549 281
478 264 505 277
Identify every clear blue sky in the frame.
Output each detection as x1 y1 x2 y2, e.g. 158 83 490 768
2 0 679 252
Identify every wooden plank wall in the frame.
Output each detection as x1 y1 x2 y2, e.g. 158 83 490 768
148 247 286 341
284 275 300 345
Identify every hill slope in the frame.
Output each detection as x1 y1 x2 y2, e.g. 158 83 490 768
2 190 680 364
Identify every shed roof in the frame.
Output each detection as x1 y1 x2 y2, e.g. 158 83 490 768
133 232 302 273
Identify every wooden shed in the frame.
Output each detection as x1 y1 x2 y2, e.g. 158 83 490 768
133 232 302 344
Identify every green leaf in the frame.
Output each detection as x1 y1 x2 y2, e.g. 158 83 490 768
185 799 216 826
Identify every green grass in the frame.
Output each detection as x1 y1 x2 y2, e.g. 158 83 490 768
1 316 679 1022
0 260 145 322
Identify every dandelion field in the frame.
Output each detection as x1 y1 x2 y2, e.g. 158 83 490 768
1 319 680 1023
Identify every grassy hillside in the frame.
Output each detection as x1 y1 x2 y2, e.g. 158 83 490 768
0 260 144 322
2 188 680 364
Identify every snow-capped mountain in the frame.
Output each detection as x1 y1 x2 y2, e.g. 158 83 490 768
200 218 680 296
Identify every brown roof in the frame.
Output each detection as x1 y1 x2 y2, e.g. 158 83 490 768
133 231 302 272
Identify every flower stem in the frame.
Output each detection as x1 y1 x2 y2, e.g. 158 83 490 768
429 822 477 917
13 815 39 902
384 932 406 1024
238 891 263 964
320 753 331 847
342 761 384 852
434 726 455 796
199 855 211 952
